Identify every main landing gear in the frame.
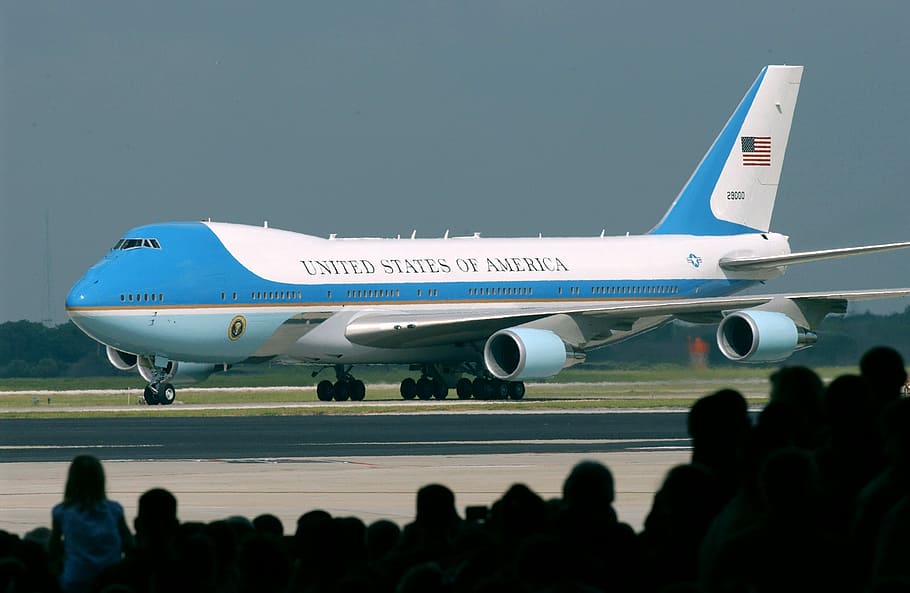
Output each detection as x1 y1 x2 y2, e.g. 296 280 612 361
399 376 448 400
398 365 525 401
452 377 525 401
315 365 366 402
311 364 527 402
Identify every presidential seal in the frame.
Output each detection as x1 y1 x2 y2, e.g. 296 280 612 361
228 315 246 341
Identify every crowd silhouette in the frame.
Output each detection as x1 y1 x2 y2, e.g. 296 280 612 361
1 346 908 593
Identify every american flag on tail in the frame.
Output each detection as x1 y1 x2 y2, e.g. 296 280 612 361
741 136 771 166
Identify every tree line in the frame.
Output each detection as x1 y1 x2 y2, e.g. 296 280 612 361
1 308 909 379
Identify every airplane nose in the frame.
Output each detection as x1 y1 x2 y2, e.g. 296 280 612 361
66 274 101 312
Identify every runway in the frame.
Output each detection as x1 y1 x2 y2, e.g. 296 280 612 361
0 412 689 461
0 411 691 536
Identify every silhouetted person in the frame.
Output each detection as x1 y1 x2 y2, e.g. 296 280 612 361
816 375 883 536
699 381 816 584
135 488 179 549
237 530 291 593
360 519 403 593
324 516 368 591
562 460 614 514
170 522 218 593
487 483 547 554
203 519 245 592
395 561 448 593
640 463 726 592
703 447 848 593
558 460 640 593
92 487 180 593
288 509 333 592
366 520 400 566
252 513 284 538
398 484 463 567
687 388 751 499
860 346 907 412
0 530 60 593
768 365 825 449
869 495 910 590
854 397 910 588
50 455 132 593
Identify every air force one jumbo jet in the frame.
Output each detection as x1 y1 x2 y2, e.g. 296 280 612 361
66 65 910 405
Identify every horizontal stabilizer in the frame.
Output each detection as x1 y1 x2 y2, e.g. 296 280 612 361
719 240 910 271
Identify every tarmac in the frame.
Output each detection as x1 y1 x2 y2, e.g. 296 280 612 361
0 449 690 537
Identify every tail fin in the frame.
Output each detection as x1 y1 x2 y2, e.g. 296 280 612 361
650 65 803 235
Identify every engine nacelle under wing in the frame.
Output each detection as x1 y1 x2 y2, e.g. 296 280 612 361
716 310 817 362
106 346 138 371
483 328 582 381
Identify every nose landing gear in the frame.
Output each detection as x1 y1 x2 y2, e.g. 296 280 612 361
142 382 176 405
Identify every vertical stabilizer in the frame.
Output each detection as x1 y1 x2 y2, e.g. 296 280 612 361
650 65 803 235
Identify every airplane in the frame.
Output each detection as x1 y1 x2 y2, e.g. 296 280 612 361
65 65 910 405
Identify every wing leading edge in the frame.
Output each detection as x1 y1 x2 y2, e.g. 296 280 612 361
343 288 910 349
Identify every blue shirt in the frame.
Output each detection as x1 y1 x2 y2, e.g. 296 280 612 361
52 499 125 593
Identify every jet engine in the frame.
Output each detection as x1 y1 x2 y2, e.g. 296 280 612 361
483 328 581 381
716 310 817 362
106 346 138 371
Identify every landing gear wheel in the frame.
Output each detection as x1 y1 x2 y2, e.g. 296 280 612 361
416 377 434 400
433 380 449 400
158 383 176 405
333 380 350 401
350 380 366 401
316 380 334 402
508 381 526 400
143 385 160 405
400 378 417 400
455 378 473 399
472 378 489 400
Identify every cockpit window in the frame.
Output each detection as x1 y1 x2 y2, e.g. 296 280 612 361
112 238 161 251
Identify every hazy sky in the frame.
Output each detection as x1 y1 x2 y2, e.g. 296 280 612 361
2 1 909 324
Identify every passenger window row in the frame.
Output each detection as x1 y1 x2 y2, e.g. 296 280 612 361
591 285 680 295
121 293 164 303
468 287 533 297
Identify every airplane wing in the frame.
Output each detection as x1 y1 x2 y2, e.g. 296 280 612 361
719 241 910 271
344 288 910 349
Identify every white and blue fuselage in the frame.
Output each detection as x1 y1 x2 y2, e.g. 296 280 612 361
66 221 788 365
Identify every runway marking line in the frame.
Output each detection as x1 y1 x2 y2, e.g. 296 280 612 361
313 438 690 446
0 444 163 450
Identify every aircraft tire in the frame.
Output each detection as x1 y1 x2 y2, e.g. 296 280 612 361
158 383 176 405
433 381 449 400
455 378 473 399
143 385 160 405
316 380 334 402
350 380 366 401
333 380 350 402
400 378 417 400
416 377 434 400
472 378 489 400
508 381 526 400
494 381 509 400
